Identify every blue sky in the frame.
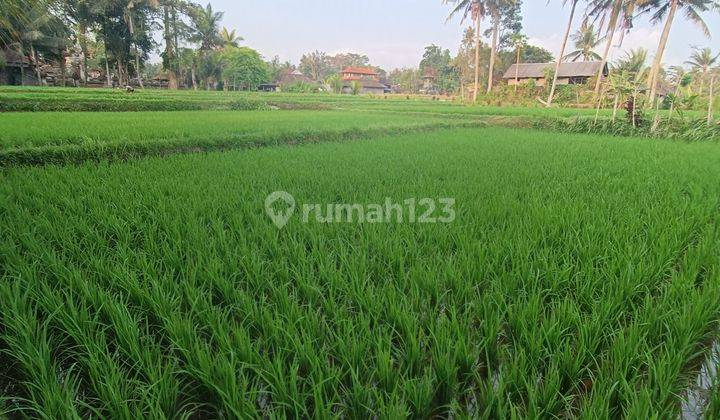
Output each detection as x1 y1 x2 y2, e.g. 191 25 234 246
210 0 720 70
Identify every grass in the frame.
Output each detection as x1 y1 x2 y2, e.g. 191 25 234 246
2 126 720 417
0 110 487 165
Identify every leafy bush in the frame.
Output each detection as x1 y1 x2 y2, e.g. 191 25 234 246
536 115 720 142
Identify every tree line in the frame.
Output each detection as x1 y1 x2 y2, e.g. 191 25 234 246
0 0 269 90
443 0 719 110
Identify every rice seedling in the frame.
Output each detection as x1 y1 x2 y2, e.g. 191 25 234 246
2 126 720 417
0 110 484 166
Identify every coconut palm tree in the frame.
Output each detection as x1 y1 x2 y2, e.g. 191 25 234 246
189 3 224 89
445 0 487 102
589 0 630 95
614 47 648 74
190 3 224 53
124 0 158 88
708 67 717 125
639 0 720 104
546 0 582 107
685 47 718 94
666 65 691 117
485 0 520 94
510 33 528 90
564 22 602 61
220 27 242 48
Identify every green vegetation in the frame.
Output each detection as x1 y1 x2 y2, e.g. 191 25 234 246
2 127 720 417
0 109 485 165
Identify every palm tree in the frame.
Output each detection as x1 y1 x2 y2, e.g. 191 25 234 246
708 67 717 125
510 33 528 91
159 0 179 89
220 27 242 48
12 2 68 86
445 0 487 102
485 0 519 94
190 4 224 52
666 65 690 117
639 0 720 104
563 22 602 61
614 47 648 74
190 3 224 89
546 0 582 107
685 47 718 94
588 0 635 94
124 0 158 89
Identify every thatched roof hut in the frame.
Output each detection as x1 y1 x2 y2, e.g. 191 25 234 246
503 61 609 86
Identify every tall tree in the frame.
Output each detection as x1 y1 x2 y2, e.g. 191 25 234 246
485 0 521 93
420 44 458 94
299 50 328 81
708 67 716 124
189 3 223 89
640 0 719 104
613 47 648 74
510 33 527 90
685 46 718 94
219 27 242 47
327 53 370 75
588 0 632 94
564 22 602 61
160 0 179 88
546 0 581 107
445 0 487 102
123 0 157 88
452 26 477 100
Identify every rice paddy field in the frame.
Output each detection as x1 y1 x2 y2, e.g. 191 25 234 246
1 88 720 419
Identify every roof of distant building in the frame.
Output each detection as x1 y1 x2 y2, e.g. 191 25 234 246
341 66 378 76
502 62 609 79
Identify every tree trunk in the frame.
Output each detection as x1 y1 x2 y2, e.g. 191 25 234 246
708 73 716 126
473 15 482 103
647 0 678 106
669 81 681 120
594 0 622 95
30 44 42 85
59 50 66 87
546 0 577 107
78 22 88 84
612 93 620 123
697 69 706 96
486 15 499 95
18 45 25 86
163 3 179 89
105 58 112 87
191 67 198 90
514 46 520 92
135 52 144 88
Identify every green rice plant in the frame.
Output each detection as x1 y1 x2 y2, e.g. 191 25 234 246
3 126 720 417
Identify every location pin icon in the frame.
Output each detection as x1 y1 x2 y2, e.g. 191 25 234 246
265 191 296 229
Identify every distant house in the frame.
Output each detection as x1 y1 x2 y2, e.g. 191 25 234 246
1 48 39 85
421 67 438 94
502 61 609 87
340 66 389 94
279 69 313 86
258 69 314 92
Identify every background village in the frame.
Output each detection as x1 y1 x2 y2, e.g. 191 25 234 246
0 0 718 112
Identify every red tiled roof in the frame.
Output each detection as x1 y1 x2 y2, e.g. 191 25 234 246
341 66 378 76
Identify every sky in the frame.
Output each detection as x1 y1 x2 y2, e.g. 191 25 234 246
209 0 720 70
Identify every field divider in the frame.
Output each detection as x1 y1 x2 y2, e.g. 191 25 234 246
0 120 488 167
